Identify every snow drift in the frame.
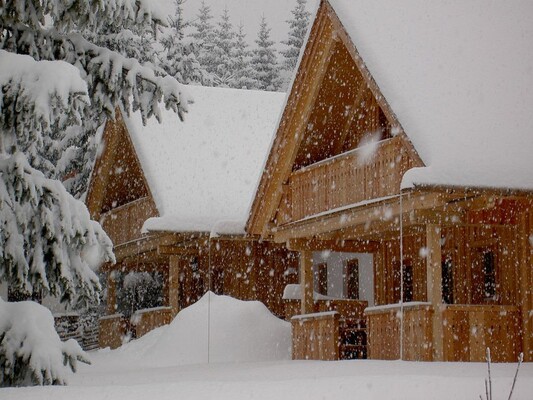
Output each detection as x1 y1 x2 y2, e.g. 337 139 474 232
108 292 291 367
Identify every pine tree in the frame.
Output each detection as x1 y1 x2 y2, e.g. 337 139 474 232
212 7 236 87
281 0 311 71
160 0 207 85
189 1 217 78
232 24 259 89
0 0 189 385
250 16 281 91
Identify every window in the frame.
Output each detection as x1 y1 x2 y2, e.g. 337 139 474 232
441 258 454 304
483 251 496 300
403 263 414 303
345 259 359 299
316 263 328 296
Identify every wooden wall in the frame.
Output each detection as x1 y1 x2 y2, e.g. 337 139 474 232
210 240 300 317
374 207 524 308
374 232 427 306
175 239 300 318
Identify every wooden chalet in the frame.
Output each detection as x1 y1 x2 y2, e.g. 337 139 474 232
86 86 299 349
247 0 533 362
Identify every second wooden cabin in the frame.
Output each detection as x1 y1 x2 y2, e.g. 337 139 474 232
247 0 533 363
86 86 299 348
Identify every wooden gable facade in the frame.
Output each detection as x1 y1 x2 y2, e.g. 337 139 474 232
86 111 299 349
247 0 532 363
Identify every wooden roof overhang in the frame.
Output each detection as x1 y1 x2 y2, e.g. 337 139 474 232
273 186 533 246
246 0 420 238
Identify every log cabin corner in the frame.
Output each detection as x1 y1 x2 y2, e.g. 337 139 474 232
246 0 533 362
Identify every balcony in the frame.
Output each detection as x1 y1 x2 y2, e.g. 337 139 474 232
100 197 158 246
283 135 417 223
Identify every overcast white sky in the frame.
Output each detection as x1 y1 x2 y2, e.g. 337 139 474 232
158 0 319 49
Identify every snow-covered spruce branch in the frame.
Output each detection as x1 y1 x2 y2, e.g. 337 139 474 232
0 50 89 155
1 0 167 34
2 24 190 123
0 298 91 386
0 152 115 305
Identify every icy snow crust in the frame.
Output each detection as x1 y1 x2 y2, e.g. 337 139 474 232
329 0 533 191
103 293 291 367
123 85 285 234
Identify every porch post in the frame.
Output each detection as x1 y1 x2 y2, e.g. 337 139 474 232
426 224 444 361
106 271 117 315
300 250 314 314
169 255 180 317
519 212 532 361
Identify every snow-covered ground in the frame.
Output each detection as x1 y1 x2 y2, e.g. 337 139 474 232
2 356 532 400
2 294 532 399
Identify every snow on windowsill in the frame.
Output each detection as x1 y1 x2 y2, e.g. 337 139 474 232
291 311 339 320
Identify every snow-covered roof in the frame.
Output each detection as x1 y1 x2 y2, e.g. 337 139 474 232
329 0 533 191
122 85 285 234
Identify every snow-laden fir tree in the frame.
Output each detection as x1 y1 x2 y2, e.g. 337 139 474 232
189 1 217 78
279 0 311 91
0 0 189 386
159 0 208 85
231 23 259 90
280 0 311 71
212 7 236 87
58 2 166 198
250 16 281 91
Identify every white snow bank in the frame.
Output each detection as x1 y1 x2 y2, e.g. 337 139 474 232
105 292 291 367
0 298 88 386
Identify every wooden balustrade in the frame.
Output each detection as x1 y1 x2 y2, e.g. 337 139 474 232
443 305 521 362
131 306 172 338
286 136 415 222
366 303 433 361
291 312 340 360
99 314 126 349
100 197 158 245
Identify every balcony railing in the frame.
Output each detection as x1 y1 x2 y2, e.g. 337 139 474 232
100 197 158 246
284 135 416 223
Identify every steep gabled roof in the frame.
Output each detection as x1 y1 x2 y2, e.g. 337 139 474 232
247 0 533 236
120 85 285 235
86 113 155 221
329 0 533 190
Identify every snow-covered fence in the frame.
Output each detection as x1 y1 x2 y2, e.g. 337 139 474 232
365 302 433 361
54 314 83 344
131 306 172 338
291 311 340 361
54 313 100 351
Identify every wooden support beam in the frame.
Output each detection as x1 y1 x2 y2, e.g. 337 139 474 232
300 251 314 314
426 224 443 361
168 255 180 317
518 212 532 361
158 245 199 256
106 272 117 315
287 238 380 253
